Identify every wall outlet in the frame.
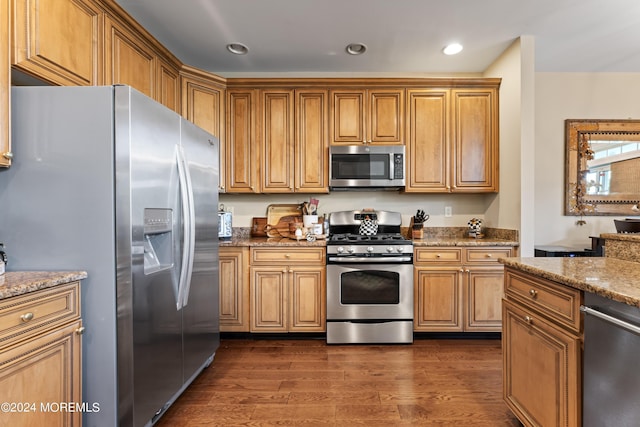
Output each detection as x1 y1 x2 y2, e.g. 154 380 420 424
444 206 452 217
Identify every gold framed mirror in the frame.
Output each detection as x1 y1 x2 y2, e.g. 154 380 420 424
565 119 640 216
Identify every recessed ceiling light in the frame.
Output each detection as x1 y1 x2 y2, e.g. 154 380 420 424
443 43 463 55
227 43 249 55
346 43 367 55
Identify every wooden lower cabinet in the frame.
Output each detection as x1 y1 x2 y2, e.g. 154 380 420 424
219 247 250 332
413 246 512 332
249 247 326 333
502 268 582 427
0 282 83 427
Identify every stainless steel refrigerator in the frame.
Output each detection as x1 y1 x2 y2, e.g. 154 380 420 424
0 85 220 426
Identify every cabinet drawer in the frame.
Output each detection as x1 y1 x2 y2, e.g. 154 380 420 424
251 247 326 265
0 282 81 349
504 269 582 333
465 248 512 264
414 248 462 264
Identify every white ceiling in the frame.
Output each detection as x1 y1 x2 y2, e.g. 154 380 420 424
115 0 640 76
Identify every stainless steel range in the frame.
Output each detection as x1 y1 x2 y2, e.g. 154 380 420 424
326 210 414 344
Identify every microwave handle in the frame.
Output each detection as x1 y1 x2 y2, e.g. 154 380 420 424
389 153 395 180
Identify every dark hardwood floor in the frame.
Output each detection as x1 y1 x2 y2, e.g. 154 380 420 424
156 338 521 426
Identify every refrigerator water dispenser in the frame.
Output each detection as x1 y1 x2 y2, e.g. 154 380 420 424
143 208 174 274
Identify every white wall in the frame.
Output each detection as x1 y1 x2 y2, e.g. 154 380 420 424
483 37 536 255
535 73 640 246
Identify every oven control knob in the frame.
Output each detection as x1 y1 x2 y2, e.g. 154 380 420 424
348 247 355 254
396 246 405 253
336 247 344 254
367 246 374 253
386 246 394 253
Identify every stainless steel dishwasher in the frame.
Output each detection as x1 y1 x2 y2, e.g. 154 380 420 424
581 293 640 426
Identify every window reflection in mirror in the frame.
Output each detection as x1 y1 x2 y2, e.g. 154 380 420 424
586 139 640 195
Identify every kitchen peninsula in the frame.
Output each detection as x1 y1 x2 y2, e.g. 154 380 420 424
500 233 640 427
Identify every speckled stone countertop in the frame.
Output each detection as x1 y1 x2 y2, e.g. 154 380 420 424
500 257 640 308
220 226 519 248
219 236 327 247
0 271 88 300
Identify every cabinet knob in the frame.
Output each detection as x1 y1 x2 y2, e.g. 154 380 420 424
20 312 34 322
285 254 290 258
464 269 470 273
282 269 287 273
436 254 441 258
2 152 13 160
529 289 538 298
76 326 86 335
486 253 493 258
459 268 464 273
524 316 533 324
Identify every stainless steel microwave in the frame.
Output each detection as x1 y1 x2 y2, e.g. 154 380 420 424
329 145 405 190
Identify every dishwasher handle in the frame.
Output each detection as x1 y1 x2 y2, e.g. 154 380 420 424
581 305 640 336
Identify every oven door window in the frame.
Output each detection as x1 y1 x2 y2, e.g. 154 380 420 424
332 154 390 180
340 270 399 304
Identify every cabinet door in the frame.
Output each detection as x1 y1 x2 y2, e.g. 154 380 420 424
503 299 581 427
219 247 249 332
451 88 498 192
260 89 294 192
464 266 504 331
104 16 155 98
0 320 82 426
329 89 366 145
414 267 463 331
368 89 404 144
405 89 450 192
182 73 226 192
289 266 325 332
156 57 180 113
226 89 259 192
12 0 101 86
250 267 287 332
295 89 329 193
1 0 10 167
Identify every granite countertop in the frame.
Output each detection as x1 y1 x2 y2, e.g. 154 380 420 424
0 271 88 300
500 257 640 308
220 226 519 248
412 236 519 247
219 235 327 247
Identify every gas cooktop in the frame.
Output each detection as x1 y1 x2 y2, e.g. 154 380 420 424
328 233 410 244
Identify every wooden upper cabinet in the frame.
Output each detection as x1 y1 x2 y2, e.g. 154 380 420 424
330 88 404 145
405 89 450 192
156 57 180 113
451 88 499 192
12 0 102 86
226 89 259 193
1 0 10 167
295 89 329 193
259 89 294 193
406 86 499 193
181 67 226 192
104 15 155 98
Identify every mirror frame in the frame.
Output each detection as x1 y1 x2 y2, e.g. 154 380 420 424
565 119 640 216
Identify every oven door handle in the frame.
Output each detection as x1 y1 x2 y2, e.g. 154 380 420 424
328 256 413 263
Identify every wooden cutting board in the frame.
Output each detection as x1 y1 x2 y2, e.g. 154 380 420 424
266 204 301 226
265 215 301 238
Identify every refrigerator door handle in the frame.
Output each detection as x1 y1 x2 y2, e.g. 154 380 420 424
175 146 196 310
180 146 196 307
